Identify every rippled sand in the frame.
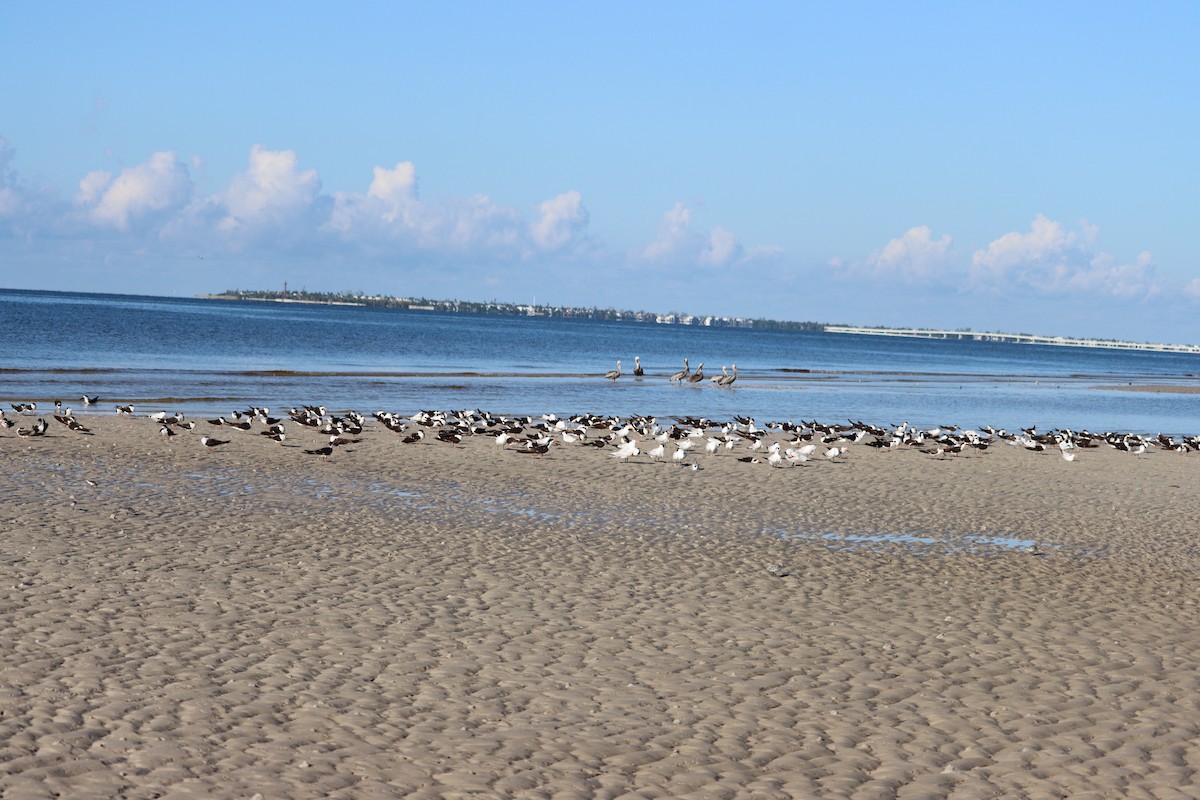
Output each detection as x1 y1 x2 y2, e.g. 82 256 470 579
3 414 1199 798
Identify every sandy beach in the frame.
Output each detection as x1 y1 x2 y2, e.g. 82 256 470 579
2 411 1199 799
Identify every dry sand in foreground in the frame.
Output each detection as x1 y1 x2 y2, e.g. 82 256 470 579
2 413 1199 799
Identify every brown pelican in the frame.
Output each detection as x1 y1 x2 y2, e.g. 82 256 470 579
633 356 644 376
710 366 728 384
686 363 705 383
669 358 690 382
604 360 622 380
718 364 738 386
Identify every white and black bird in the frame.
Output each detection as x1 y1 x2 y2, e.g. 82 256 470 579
200 436 230 449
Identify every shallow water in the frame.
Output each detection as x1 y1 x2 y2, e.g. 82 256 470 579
3 287 1199 434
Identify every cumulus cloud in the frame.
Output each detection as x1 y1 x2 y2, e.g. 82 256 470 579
531 190 588 251
640 202 759 269
864 225 954 283
971 214 1158 298
78 151 193 231
219 145 320 232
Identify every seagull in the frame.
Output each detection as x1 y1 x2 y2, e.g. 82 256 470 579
610 439 640 461
604 360 622 380
648 443 666 461
200 436 230 449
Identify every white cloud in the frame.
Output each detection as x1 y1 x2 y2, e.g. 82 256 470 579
531 190 588 251
1185 278 1200 301
367 161 417 215
640 202 756 269
219 145 320 232
864 225 954 282
81 151 192 230
971 214 1158 298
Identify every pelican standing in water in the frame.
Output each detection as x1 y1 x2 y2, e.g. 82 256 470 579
711 365 728 384
718 364 738 387
633 356 644 377
669 358 690 382
686 362 705 383
604 360 622 380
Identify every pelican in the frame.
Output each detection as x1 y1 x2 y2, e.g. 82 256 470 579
711 366 728 384
633 356 644 377
669 358 690 382
718 364 738 387
604 360 622 380
686 363 705 383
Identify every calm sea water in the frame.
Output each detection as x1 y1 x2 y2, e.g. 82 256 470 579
2 288 1198 434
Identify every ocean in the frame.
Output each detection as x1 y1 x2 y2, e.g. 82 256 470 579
2 288 1198 435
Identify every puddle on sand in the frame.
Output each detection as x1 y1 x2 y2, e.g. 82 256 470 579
779 528 1057 555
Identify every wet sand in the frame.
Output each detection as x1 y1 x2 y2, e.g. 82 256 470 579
2 413 1199 798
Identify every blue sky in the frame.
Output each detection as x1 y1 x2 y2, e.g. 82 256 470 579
2 3 1197 342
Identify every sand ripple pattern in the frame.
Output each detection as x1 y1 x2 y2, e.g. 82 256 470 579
2 416 1199 798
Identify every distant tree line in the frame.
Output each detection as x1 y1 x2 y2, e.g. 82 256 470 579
213 288 830 331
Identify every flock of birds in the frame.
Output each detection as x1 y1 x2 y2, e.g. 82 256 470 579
604 357 738 386
4 394 1198 469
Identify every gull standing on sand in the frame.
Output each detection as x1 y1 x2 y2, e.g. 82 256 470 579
611 439 640 461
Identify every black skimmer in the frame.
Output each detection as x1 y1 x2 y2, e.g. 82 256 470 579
115 404 135 415
82 395 100 406
160 425 177 439
669 359 690 382
633 356 644 377
0 416 14 432
10 402 36 415
304 445 334 460
17 418 48 437
604 360 622 380
200 436 230 448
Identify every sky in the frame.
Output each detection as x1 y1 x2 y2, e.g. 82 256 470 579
2 3 1197 342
